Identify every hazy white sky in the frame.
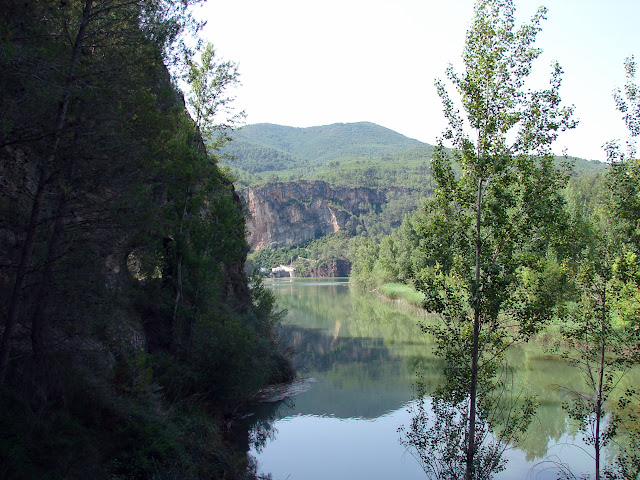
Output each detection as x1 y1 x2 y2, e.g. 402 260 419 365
194 0 639 161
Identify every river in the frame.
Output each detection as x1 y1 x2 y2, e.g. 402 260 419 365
242 278 633 479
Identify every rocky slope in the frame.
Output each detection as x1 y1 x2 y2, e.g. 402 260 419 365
244 180 413 251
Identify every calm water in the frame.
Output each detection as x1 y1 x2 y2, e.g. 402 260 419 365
245 278 629 480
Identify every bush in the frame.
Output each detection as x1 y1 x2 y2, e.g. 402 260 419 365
380 283 425 307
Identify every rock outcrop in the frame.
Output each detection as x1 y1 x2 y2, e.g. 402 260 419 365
244 180 408 251
308 259 352 277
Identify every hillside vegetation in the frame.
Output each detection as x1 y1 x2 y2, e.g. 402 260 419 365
223 121 424 172
223 122 608 275
223 122 606 188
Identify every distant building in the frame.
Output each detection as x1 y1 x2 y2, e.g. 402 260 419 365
271 265 295 278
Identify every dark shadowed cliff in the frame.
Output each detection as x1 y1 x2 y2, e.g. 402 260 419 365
0 2 291 478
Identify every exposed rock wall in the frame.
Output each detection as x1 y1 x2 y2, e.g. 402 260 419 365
308 259 352 277
245 180 391 250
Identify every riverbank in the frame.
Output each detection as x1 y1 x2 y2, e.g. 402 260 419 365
369 281 569 345
378 282 425 308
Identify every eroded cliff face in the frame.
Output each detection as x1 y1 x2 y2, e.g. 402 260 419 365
244 180 402 251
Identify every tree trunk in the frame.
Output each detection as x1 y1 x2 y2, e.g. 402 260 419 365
466 176 484 480
594 285 607 480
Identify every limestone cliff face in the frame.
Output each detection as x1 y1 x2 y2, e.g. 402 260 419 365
244 180 401 251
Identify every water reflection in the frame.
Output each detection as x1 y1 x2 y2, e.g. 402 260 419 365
243 278 634 480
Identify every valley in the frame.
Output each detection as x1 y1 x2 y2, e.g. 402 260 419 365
221 122 608 276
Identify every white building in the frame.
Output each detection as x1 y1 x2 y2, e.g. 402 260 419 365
271 265 295 278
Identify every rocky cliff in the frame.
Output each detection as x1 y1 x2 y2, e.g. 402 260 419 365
244 180 412 251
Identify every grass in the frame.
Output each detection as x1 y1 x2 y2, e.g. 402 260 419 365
379 283 425 308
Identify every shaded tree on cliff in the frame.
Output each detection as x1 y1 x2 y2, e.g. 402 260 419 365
0 0 205 382
162 41 245 345
400 1 576 479
0 1 293 477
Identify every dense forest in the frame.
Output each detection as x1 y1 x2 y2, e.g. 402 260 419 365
0 1 291 478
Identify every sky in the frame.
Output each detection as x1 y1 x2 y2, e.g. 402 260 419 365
193 0 639 162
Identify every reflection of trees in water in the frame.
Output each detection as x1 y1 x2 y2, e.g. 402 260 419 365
519 400 572 461
280 325 396 372
275 285 436 354
402 361 541 480
505 348 591 462
402 342 631 471
249 398 296 454
270 281 639 469
230 397 296 455
274 282 352 330
276 324 430 418
405 355 447 394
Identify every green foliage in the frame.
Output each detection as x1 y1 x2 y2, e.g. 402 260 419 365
555 210 640 480
566 172 607 206
607 155 640 248
349 238 382 289
613 56 640 143
221 137 308 174
379 283 426 307
399 1 577 478
249 273 287 327
555 56 640 480
0 356 259 480
113 350 154 396
350 205 431 289
401 372 536 480
223 121 424 168
232 122 604 280
183 42 246 149
223 118 604 283
224 122 605 185
248 231 360 276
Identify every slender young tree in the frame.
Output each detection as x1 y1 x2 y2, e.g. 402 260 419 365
558 229 638 480
184 42 246 149
402 1 576 479
609 56 640 249
557 55 640 480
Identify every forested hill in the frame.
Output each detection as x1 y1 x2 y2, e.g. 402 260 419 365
222 121 607 187
222 121 425 173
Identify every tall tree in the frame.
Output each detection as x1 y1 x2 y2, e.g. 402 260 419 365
160 42 245 350
401 1 576 479
558 218 639 480
609 56 640 249
184 42 246 149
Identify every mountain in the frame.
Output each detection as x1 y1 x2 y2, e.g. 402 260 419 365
221 122 424 173
222 122 606 187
